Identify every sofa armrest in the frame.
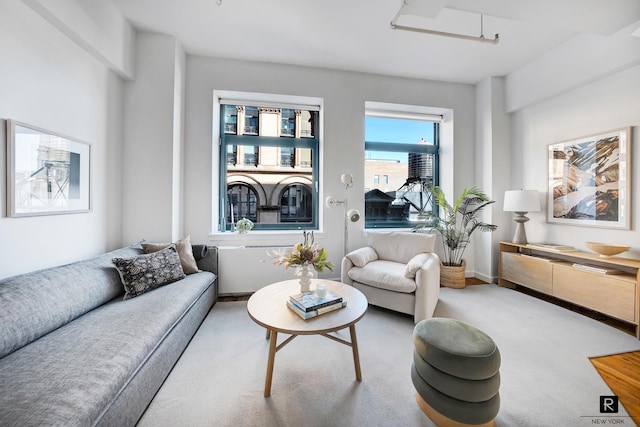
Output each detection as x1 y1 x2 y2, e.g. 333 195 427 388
413 253 441 323
341 256 355 285
192 245 218 276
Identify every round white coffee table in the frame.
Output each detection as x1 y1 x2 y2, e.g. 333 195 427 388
247 279 368 397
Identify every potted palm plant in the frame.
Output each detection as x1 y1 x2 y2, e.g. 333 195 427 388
416 186 497 288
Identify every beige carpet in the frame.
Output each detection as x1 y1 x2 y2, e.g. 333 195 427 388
138 284 640 427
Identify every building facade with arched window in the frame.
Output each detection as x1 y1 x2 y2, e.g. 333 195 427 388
220 101 318 231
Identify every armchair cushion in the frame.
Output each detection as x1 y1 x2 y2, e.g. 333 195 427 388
346 247 378 268
404 253 432 279
347 260 416 293
368 232 436 264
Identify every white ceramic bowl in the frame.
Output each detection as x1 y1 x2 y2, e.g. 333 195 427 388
585 242 630 257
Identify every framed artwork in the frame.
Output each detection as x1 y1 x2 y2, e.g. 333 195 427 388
6 120 91 217
547 127 631 229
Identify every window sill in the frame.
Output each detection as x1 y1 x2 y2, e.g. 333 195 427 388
208 230 326 247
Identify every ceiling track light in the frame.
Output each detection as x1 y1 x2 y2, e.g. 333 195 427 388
390 11 499 44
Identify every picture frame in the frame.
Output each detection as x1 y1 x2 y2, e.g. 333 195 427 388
6 120 91 217
547 127 631 229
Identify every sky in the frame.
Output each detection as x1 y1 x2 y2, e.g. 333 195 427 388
365 116 435 161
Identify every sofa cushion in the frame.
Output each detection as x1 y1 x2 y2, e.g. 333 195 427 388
404 253 432 278
142 235 201 274
368 232 436 264
113 245 186 300
0 271 215 426
346 246 378 267
347 260 417 293
0 244 143 360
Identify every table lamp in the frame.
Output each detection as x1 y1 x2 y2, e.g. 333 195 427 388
503 190 540 244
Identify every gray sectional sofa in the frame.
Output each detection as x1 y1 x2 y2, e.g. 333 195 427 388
0 242 218 427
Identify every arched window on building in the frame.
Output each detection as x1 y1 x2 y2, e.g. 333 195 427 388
219 96 320 231
227 184 258 222
280 184 312 223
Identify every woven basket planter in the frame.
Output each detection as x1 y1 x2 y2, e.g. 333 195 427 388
440 260 466 288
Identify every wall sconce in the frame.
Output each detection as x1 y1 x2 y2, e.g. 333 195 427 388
503 189 540 244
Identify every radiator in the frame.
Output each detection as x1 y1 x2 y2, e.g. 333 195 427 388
217 246 294 295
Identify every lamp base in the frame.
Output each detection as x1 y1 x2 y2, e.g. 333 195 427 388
511 212 530 245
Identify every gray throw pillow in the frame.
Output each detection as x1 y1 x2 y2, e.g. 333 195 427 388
141 235 201 274
112 245 186 300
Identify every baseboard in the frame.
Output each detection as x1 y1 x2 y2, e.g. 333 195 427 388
474 272 496 284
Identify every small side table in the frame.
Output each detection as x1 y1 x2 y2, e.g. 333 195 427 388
247 279 368 397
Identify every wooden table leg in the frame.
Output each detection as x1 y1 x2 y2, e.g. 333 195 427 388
349 325 362 381
264 329 278 397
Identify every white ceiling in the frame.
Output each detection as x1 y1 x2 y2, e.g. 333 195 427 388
111 0 640 84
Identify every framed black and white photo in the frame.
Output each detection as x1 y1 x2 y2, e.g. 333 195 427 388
547 127 631 229
6 120 91 217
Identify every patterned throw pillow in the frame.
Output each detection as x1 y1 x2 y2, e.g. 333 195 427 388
112 245 186 300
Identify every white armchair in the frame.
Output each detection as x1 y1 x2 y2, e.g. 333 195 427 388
341 231 440 323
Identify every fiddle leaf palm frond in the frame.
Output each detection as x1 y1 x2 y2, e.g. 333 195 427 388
416 185 498 267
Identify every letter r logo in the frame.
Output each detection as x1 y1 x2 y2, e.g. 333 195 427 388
599 396 619 413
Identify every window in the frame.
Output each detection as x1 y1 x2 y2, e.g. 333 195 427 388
218 98 320 231
280 184 312 222
364 111 440 228
227 184 257 222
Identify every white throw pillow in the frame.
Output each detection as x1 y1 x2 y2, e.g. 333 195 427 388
404 253 432 279
142 235 201 274
346 247 378 267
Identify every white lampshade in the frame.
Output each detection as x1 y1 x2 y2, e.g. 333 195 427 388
503 190 540 212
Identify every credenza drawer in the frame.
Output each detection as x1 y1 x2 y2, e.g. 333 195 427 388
501 253 553 294
553 265 636 323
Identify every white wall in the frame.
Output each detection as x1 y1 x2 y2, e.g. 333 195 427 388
0 2 124 278
475 77 513 282
180 56 476 289
505 23 640 112
21 0 135 79
121 33 185 244
512 64 640 259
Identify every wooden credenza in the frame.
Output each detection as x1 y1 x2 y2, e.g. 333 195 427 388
498 242 640 339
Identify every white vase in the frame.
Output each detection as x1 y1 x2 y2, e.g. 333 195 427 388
296 265 314 293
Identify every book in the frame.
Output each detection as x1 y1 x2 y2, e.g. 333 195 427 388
289 290 343 312
527 243 576 252
286 300 347 320
572 263 625 275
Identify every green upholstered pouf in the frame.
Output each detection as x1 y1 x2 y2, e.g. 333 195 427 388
413 350 500 403
411 363 500 425
413 318 500 380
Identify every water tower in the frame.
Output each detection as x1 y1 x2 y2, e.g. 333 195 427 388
393 139 434 215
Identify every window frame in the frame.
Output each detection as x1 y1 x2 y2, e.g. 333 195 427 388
364 110 441 229
216 94 321 232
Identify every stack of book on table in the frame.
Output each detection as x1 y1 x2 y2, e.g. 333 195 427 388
286 289 347 320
